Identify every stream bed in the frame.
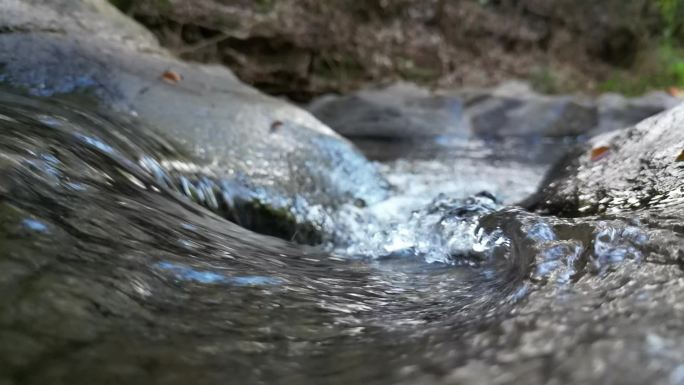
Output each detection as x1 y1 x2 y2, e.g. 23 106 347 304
0 89 683 385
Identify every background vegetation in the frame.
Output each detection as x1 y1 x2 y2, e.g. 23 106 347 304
111 0 684 99
599 0 684 95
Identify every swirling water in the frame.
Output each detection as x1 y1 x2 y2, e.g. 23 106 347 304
0 89 683 385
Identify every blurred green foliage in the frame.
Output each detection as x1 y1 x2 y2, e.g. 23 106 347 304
660 0 681 38
600 0 684 95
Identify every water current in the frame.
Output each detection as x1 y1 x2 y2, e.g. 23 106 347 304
0 89 681 385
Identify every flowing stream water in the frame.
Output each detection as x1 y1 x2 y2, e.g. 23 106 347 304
0 89 682 385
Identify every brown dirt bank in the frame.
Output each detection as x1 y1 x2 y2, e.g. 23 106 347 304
112 0 674 102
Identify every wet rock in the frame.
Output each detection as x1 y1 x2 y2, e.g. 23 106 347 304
529 103 684 217
309 81 679 141
455 82 596 138
0 0 389 241
0 0 160 51
469 95 596 138
464 82 680 138
595 91 682 134
308 82 467 139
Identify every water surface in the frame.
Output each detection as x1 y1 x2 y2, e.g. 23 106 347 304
0 90 682 385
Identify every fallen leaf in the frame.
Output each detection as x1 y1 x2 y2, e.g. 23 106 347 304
270 120 283 133
676 149 684 162
667 86 684 98
161 70 182 84
590 146 610 161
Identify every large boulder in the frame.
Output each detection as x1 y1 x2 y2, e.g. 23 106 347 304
0 0 389 242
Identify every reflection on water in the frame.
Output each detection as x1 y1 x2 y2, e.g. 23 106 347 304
0 89 682 385
155 261 282 286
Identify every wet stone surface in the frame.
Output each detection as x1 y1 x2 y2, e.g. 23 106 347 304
0 0 390 236
308 81 681 142
529 103 684 219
